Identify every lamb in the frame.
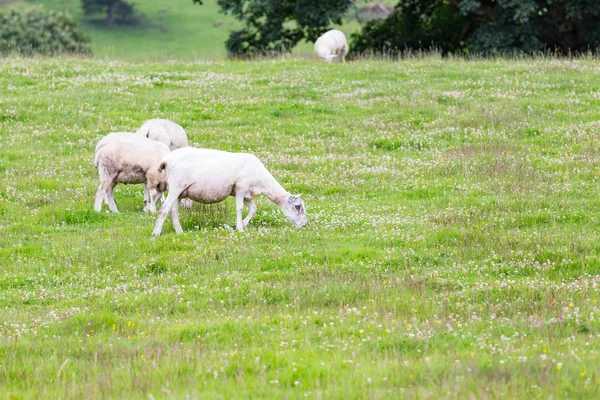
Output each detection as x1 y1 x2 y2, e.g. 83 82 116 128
136 119 188 151
94 132 170 213
151 148 308 236
314 29 348 62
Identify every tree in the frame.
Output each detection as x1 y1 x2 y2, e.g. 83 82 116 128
81 0 135 25
351 0 468 55
351 0 600 55
194 0 353 57
193 0 600 56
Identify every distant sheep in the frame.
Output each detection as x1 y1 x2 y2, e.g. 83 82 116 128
94 132 170 213
151 147 307 236
314 29 348 62
137 119 188 151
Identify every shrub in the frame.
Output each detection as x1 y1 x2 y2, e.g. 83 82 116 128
0 7 92 56
351 0 600 56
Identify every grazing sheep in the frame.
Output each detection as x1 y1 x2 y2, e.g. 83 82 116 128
151 148 308 236
94 132 170 213
314 29 348 62
137 119 188 151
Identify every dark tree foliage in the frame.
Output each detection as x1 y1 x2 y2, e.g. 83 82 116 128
351 0 600 55
0 7 91 56
351 0 468 54
81 0 135 25
194 0 353 57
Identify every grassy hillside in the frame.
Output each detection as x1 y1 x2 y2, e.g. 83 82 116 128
4 0 239 59
1 56 600 398
1 0 362 59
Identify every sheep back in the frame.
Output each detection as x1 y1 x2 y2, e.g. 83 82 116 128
137 119 189 150
94 132 170 185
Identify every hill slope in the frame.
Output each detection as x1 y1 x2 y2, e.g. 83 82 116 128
4 0 239 59
2 0 363 59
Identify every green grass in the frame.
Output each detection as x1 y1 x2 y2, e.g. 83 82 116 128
2 0 363 60
5 0 239 59
1 55 600 398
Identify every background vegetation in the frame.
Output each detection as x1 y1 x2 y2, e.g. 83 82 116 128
0 0 243 59
0 55 599 398
1 1 599 57
351 0 600 56
0 7 91 55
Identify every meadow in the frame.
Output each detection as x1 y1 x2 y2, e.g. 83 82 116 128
0 55 599 398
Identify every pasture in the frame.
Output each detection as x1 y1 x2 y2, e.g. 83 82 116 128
2 0 239 59
0 55 599 398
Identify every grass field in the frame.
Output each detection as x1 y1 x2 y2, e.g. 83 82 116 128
1 55 600 398
4 0 239 59
2 0 362 59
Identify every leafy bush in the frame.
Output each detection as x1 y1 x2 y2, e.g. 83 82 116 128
0 7 91 56
351 0 600 56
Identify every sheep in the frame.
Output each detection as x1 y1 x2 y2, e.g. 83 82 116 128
94 132 170 213
137 119 193 208
136 119 188 151
151 147 308 236
314 29 348 62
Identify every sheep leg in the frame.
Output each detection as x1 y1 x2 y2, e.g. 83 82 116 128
106 181 119 213
242 198 257 229
144 187 160 213
94 178 116 212
235 192 245 232
152 189 182 236
180 198 193 209
170 201 183 234
94 182 107 212
143 183 149 206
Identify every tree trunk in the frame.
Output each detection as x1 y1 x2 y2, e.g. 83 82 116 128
107 2 116 25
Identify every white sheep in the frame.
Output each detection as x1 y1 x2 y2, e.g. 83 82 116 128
94 132 170 213
314 29 348 62
151 147 307 236
136 119 188 151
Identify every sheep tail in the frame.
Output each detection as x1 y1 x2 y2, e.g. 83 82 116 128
158 160 167 173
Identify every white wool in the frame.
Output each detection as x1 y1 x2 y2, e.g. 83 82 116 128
136 119 188 150
151 147 308 236
314 29 348 62
94 132 170 213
